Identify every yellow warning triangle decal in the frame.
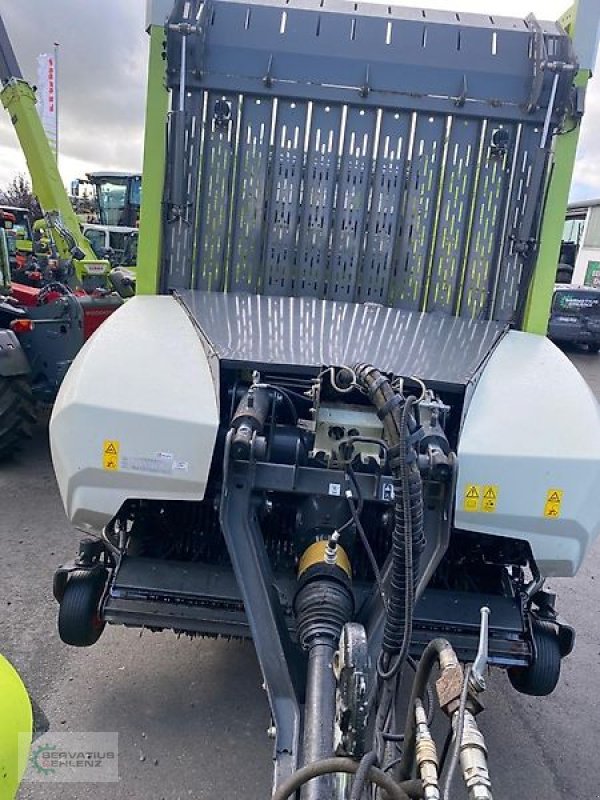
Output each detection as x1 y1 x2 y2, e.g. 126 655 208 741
105 443 118 455
484 487 496 499
548 491 561 503
466 486 479 499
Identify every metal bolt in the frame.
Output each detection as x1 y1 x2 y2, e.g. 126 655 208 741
267 725 277 739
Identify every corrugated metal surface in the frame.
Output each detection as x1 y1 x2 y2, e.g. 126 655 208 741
176 290 506 386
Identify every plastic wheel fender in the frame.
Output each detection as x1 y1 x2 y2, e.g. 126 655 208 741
0 653 32 799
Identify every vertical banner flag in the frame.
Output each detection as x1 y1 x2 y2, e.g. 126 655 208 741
36 53 57 157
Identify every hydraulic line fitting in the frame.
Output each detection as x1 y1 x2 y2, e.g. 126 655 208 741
415 699 440 800
435 646 465 716
456 711 493 800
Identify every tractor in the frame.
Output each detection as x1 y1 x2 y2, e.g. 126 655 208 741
0 222 121 457
0 15 135 460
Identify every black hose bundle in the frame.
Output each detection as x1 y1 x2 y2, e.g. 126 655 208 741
353 364 425 672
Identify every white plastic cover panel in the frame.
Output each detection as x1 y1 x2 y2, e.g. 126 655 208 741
50 296 219 532
455 331 600 577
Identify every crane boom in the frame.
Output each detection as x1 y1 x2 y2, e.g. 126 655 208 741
0 14 110 286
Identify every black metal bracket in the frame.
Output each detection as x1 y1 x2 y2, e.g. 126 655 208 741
219 431 303 791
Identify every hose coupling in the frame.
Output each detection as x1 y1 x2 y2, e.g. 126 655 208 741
415 699 440 800
457 710 493 800
435 645 464 716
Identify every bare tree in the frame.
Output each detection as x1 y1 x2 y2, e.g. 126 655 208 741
0 174 42 219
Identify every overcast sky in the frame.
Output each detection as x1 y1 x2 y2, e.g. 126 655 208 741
0 0 599 201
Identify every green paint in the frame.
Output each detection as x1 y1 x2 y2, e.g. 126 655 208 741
0 79 106 283
585 260 600 287
137 25 169 296
523 3 589 333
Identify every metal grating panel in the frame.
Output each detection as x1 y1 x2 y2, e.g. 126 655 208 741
327 106 377 301
458 121 515 320
264 100 307 295
492 123 544 321
389 114 446 310
228 96 272 292
358 110 411 304
193 92 239 291
425 117 480 314
164 98 204 289
162 0 576 324
295 103 343 298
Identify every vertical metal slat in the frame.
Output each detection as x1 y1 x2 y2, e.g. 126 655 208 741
389 114 446 310
426 117 480 314
358 110 411 304
295 103 342 298
228 96 272 292
458 121 515 320
193 92 239 291
492 122 544 322
327 106 377 302
263 100 308 296
164 93 204 288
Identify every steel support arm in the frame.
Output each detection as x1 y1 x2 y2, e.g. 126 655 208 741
0 14 21 84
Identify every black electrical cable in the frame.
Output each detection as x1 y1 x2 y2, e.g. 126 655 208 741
270 757 421 800
341 435 390 462
342 463 386 604
344 463 365 513
275 386 313 404
260 384 299 424
346 492 387 609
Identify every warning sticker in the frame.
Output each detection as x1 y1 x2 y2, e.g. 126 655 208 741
102 440 120 471
463 484 480 512
482 485 499 514
544 489 563 519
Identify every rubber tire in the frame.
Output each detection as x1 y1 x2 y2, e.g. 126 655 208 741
58 570 107 647
508 619 561 696
0 375 36 461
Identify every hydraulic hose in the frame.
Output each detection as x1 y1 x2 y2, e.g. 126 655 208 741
349 750 378 800
398 638 455 781
271 757 423 800
352 365 425 667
